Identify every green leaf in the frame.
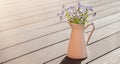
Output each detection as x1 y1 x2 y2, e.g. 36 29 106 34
66 12 71 19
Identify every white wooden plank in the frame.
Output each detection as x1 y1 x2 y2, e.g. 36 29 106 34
89 48 120 64
0 0 60 8
0 0 76 18
3 21 120 64
0 0 26 5
1 13 120 63
0 0 61 18
0 4 120 50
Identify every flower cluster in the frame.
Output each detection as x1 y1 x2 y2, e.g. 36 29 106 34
57 2 96 25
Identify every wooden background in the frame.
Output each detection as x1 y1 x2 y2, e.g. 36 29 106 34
0 0 120 64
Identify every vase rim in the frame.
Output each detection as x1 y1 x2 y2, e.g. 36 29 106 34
67 22 85 26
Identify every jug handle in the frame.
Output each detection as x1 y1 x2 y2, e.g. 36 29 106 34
84 23 95 44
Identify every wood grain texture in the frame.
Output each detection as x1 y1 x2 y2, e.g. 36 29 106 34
0 0 119 31
89 48 120 64
1 12 120 62
0 0 120 64
47 31 120 64
1 14 120 64
0 0 120 50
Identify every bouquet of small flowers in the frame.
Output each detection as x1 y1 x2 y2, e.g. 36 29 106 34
57 2 96 25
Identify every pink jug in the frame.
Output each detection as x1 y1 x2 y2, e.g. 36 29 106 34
67 22 95 59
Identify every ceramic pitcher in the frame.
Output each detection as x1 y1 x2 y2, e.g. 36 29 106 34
67 22 95 59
